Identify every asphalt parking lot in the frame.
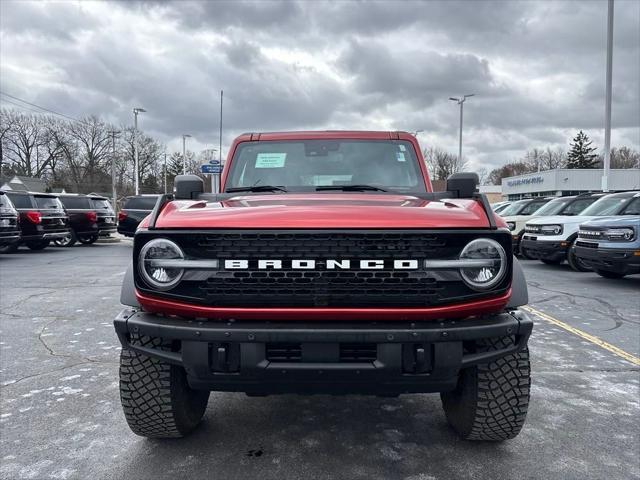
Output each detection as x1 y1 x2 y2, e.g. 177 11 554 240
1 242 639 480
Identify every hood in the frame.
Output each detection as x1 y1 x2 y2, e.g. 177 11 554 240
149 193 498 229
502 215 534 222
580 215 640 228
526 215 600 226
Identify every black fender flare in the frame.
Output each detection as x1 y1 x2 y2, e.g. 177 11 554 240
120 263 140 307
507 255 528 308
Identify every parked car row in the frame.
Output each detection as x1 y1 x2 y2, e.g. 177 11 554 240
495 191 640 278
0 191 158 253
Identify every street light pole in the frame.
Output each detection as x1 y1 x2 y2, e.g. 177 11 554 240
163 150 167 194
182 134 192 175
449 94 475 164
132 107 146 195
108 130 121 212
602 0 614 192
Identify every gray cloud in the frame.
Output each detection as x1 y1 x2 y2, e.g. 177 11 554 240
0 0 638 172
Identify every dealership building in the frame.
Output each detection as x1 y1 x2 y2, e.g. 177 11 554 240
501 168 640 200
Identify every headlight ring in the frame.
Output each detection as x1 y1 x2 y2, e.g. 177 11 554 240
138 238 185 290
458 238 507 291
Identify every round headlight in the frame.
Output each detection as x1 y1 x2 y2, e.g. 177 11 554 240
138 238 184 290
459 238 507 291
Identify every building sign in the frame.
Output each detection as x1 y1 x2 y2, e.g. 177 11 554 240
506 176 544 188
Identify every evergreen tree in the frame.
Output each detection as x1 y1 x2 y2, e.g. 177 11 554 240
566 130 598 169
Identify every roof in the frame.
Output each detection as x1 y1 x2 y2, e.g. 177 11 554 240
0 175 47 193
235 131 416 142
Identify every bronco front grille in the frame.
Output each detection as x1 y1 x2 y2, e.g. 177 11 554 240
134 230 512 309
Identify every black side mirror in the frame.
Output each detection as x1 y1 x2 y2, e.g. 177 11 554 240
446 172 479 198
174 174 204 200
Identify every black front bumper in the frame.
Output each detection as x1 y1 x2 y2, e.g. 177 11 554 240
574 245 640 275
521 238 568 262
114 309 533 395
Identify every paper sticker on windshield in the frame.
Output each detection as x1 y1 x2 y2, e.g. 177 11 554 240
256 153 286 168
398 144 406 152
396 152 406 162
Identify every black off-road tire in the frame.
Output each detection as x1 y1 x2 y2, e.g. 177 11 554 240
0 242 19 253
119 335 210 438
26 239 49 250
78 234 98 245
541 258 562 265
441 336 531 441
595 270 626 279
567 243 591 272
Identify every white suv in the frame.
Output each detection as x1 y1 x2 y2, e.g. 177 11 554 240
522 191 640 271
500 197 554 255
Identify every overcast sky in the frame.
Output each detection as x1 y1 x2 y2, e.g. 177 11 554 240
1 0 639 172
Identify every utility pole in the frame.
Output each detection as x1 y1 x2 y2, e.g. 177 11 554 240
108 130 121 212
602 0 614 192
133 107 146 195
182 134 192 175
163 150 167 194
449 94 475 164
219 90 223 164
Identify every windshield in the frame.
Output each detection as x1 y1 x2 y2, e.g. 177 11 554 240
34 196 64 210
534 198 571 216
225 140 426 193
580 195 635 216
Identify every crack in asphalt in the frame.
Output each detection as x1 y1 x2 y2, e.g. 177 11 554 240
0 361 116 388
528 281 637 330
0 288 59 312
37 318 119 366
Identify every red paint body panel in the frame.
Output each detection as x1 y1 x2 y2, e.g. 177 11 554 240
150 195 501 229
136 130 509 318
136 289 511 321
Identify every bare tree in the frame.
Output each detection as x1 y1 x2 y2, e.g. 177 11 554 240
423 146 467 181
608 147 640 169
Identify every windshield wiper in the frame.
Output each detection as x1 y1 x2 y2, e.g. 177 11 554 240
316 184 387 192
226 185 288 193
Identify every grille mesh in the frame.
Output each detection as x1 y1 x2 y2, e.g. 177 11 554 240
135 230 512 309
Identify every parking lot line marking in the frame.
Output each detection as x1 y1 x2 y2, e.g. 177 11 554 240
523 305 640 367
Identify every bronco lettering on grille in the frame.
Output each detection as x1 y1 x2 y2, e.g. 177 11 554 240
223 259 419 270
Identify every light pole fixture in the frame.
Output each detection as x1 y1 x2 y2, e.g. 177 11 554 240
449 94 474 163
602 0 614 192
107 130 121 212
182 134 192 175
133 107 146 195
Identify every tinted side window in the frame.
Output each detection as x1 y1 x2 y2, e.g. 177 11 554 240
521 201 547 215
621 198 640 215
124 196 159 210
563 198 596 215
5 193 33 208
60 196 91 209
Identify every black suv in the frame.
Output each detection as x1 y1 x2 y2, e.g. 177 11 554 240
0 191 21 251
54 194 99 247
117 195 159 237
2 191 70 251
88 195 117 240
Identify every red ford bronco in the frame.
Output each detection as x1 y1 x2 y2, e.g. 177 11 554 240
114 131 532 441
